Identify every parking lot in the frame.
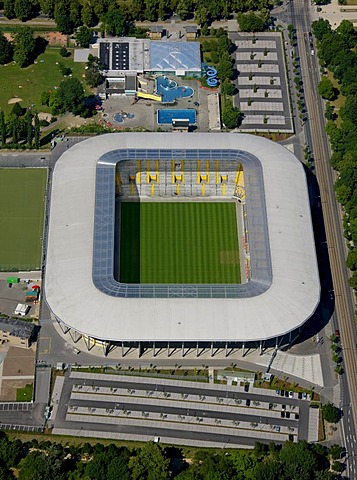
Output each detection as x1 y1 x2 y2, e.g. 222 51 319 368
231 32 293 133
50 371 319 447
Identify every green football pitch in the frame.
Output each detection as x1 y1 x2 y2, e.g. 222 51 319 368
118 201 241 284
0 169 47 271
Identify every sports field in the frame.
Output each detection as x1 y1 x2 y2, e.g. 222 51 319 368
118 202 241 284
0 169 47 270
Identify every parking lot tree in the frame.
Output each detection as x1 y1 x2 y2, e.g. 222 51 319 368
76 25 92 48
238 12 265 32
0 32 13 64
13 26 36 67
129 442 170 480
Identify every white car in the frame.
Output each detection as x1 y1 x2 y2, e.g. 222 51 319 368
311 49 315 56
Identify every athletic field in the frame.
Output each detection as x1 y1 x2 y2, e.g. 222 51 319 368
118 202 241 284
0 169 47 270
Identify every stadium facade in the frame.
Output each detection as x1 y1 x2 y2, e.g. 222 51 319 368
45 133 320 357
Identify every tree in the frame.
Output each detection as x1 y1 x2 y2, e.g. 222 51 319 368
279 441 317 480
4 0 15 19
217 54 234 81
102 9 127 37
0 32 13 64
222 100 241 129
312 19 332 42
54 1 74 34
76 25 92 48
57 77 84 113
34 113 40 148
14 0 32 21
318 77 337 100
332 461 344 473
221 78 235 96
0 110 6 146
85 55 103 88
129 442 170 480
24 109 33 145
238 12 265 32
82 5 97 26
322 403 340 423
13 27 36 67
329 444 343 460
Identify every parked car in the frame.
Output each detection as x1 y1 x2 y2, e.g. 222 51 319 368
282 404 286 410
298 392 302 400
246 399 251 407
335 329 340 338
281 411 285 418
289 391 294 398
302 392 307 400
285 390 289 398
286 412 291 419
276 390 280 395
280 390 285 396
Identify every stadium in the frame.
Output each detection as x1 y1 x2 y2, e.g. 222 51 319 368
45 133 320 357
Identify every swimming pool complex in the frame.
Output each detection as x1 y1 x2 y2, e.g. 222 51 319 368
156 76 194 103
157 109 196 125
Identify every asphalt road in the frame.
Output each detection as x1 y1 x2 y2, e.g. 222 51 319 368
291 0 357 475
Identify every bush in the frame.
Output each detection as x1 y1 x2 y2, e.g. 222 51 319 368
59 47 70 58
322 403 340 423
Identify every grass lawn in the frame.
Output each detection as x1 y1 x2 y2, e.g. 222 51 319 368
0 169 47 270
118 202 240 284
16 383 33 402
0 48 88 115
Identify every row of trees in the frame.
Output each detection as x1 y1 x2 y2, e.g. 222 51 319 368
0 432 345 480
0 27 47 67
0 103 40 149
0 0 273 32
312 19 357 291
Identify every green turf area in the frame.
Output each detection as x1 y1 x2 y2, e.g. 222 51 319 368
0 169 47 270
0 48 87 115
118 202 241 284
16 383 33 402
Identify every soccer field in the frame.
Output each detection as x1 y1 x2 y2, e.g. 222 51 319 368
118 202 241 284
0 169 47 270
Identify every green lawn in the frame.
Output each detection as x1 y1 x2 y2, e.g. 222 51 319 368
16 383 33 402
0 48 87 115
118 202 241 284
0 169 47 270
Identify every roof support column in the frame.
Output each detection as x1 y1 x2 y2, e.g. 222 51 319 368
57 319 70 335
210 342 213 357
196 342 199 357
259 341 263 355
138 342 141 358
153 342 156 357
181 342 184 357
167 342 170 357
121 342 124 357
242 343 245 357
225 342 228 357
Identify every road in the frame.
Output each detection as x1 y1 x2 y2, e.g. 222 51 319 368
291 0 357 475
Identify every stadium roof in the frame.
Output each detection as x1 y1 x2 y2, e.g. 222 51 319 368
45 133 320 343
148 42 201 73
